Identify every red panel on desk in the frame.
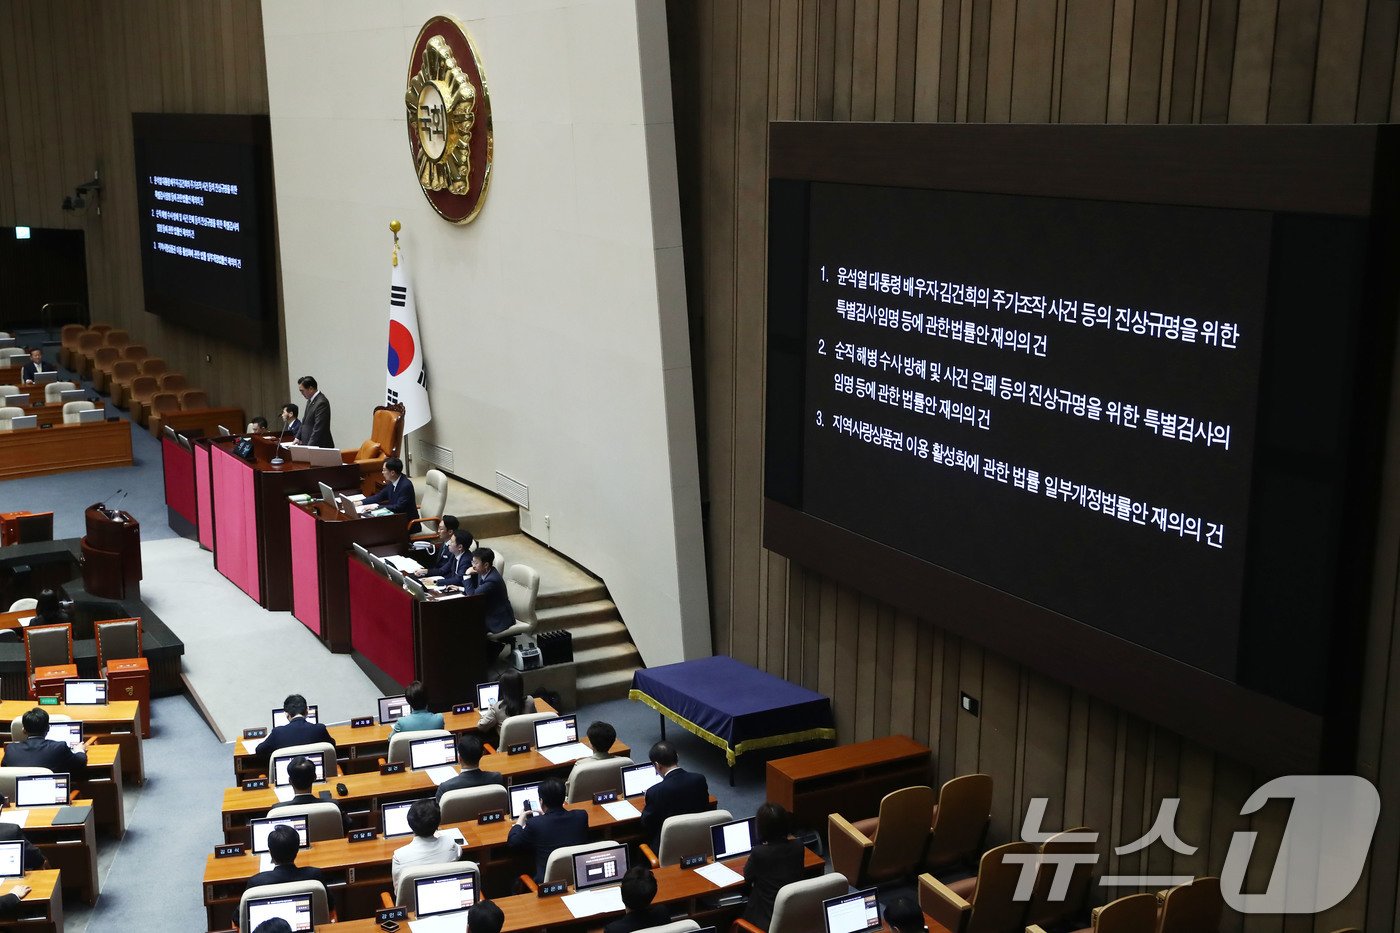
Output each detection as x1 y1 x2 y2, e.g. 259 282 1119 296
161 436 196 525
195 443 214 549
212 445 260 601
348 556 414 685
289 504 321 635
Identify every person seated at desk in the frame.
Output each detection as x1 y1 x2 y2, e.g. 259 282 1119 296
277 402 301 439
435 734 503 803
4 707 87 773
455 548 514 640
604 866 674 933
507 777 588 884
252 919 293 933
247 824 326 890
361 457 416 515
467 901 504 933
0 885 33 920
412 517 477 578
31 589 70 626
639 741 709 847
246 416 268 435
741 803 806 931
257 694 336 766
0 824 47 874
431 533 472 589
392 679 443 733
268 756 350 833
391 799 460 891
20 348 52 384
476 669 535 739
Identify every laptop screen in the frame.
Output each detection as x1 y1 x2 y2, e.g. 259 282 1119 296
409 736 458 770
572 843 628 891
47 721 83 751
249 815 311 853
63 679 107 705
272 706 318 728
382 799 427 838
15 774 68 807
273 755 326 787
414 870 478 918
508 782 542 819
245 893 314 932
822 888 882 933
475 682 500 710
378 695 409 724
0 842 24 879
318 482 335 504
533 715 578 750
710 817 757 861
621 763 662 798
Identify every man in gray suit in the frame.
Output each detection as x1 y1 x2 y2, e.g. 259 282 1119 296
294 375 333 447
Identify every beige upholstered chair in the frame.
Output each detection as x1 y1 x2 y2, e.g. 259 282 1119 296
63 400 96 423
518 840 617 892
733 873 850 933
632 922 699 933
439 785 508 824
490 563 540 646
642 809 733 868
0 407 27 429
1028 892 1158 933
830 784 936 886
565 755 634 803
44 381 77 403
0 350 25 366
926 772 994 872
58 325 84 368
0 767 52 800
268 742 338 782
239 880 330 929
408 469 449 539
265 801 345 843
498 711 558 750
7 599 37 613
921 842 1038 933
73 331 103 375
1157 876 1223 933
0 385 20 398
386 728 453 765
385 861 478 910
1024 828 1098 930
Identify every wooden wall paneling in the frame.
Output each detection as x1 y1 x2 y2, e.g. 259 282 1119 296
854 594 880 742
892 0 919 121
851 0 882 122
887 609 917 737
1156 0 1180 122
947 0 970 121
796 0 819 120
1204 761 1253 932
1109 719 1149 883
1107 0 1138 122
1200 0 1241 121
1172 742 1215 892
911 0 946 121
832 0 856 120
816 576 839 702
1228 0 1279 123
771 0 800 120
1021 675 1072 838
1126 0 1168 123
1143 730 1181 883
1010 0 1058 121
812 0 837 121
1266 0 1322 122
911 614 937 751
1081 699 1119 863
872 0 901 122
763 552 788 672
1060 0 1115 122
1310 0 1367 122
1354 1 1398 122
832 584 861 739
1048 0 1068 121
953 641 983 783
979 653 1019 843
782 560 802 681
1062 692 1091 830
983 0 1017 122
935 628 958 786
0 19 12 226
1167 0 1203 123
965 0 993 121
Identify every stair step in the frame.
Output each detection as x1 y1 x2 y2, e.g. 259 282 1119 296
553 620 628 651
572 646 641 676
536 599 618 627
577 668 637 704
536 583 608 611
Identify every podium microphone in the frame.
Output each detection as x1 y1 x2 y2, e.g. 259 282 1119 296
110 490 129 522
270 424 292 466
96 488 124 517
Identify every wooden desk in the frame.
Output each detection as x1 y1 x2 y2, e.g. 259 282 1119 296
0 743 125 839
156 406 246 440
766 735 932 831
221 738 629 842
0 419 133 481
0 869 62 933
0 701 143 788
4 801 99 904
0 611 36 633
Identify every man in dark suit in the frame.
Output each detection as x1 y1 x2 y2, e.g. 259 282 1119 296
4 708 87 774
246 824 325 889
639 741 709 846
362 457 416 515
434 534 472 588
457 547 514 635
506 777 588 883
19 348 52 384
257 694 336 767
279 402 302 439
293 375 333 447
269 756 350 832
603 867 673 933
435 735 503 803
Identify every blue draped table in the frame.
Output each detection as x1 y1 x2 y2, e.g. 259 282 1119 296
629 656 837 773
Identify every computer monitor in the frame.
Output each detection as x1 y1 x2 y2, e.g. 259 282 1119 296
244 892 314 932
621 763 662 798
387 566 406 587
8 415 35 430
404 576 427 599
352 542 370 560
217 424 232 436
62 679 107 705
572 842 628 891
710 817 757 861
413 870 478 918
59 389 87 404
2 394 26 408
508 781 542 819
475 682 500 710
75 407 104 424
0 841 25 879
249 815 311 853
14 773 69 807
381 799 428 838
273 755 326 787
377 695 409 724
272 706 318 728
317 482 335 504
408 735 458 771
47 720 83 752
34 372 57 385
533 715 580 751
822 888 882 933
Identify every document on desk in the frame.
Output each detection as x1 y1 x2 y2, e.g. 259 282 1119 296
273 785 296 802
259 852 275 871
601 800 641 821
539 742 592 765
409 910 471 933
561 886 625 918
425 765 459 786
385 555 426 573
695 861 744 888
243 737 264 755
0 810 29 827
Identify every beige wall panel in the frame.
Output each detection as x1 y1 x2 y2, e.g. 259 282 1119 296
1267 0 1322 122
1354 2 1398 122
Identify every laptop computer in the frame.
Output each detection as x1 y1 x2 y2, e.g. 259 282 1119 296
76 407 104 424
408 735 458 771
2 394 26 408
272 706 318 728
15 773 69 807
273 755 326 787
475 682 500 711
34 371 57 385
414 869 478 918
378 694 409 724
0 841 24 879
249 815 311 853
59 389 87 404
62 679 107 705
621 763 663 798
217 425 232 437
572 842 628 891
244 892 314 932
387 566 406 587
8 415 35 430
318 482 335 504
47 720 83 752
821 888 882 933
533 714 592 762
710 816 757 861
508 781 542 819
381 799 429 838
403 576 428 599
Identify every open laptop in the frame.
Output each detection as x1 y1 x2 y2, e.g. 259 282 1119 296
381 798 429 838
63 679 107 705
508 781 542 819
378 694 409 724
822 888 882 933
59 389 87 404
273 755 326 787
217 425 232 437
403 576 428 599
408 735 458 771
317 482 335 504
244 892 314 932
387 566 406 587
414 869 478 919
34 372 57 385
621 762 663 798
249 815 311 853
75 407 104 424
272 706 318 728
573 842 628 891
475 682 500 711
533 714 592 763
8 415 35 430
710 816 757 861
0 841 24 879
2 394 26 408
47 720 83 752
15 773 69 807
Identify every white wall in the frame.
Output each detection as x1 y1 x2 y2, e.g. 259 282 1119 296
262 0 710 664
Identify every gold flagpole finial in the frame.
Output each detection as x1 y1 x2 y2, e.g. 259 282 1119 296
390 219 401 267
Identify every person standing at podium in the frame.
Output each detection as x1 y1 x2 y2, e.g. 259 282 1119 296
19 347 52 384
362 458 416 515
293 376 333 447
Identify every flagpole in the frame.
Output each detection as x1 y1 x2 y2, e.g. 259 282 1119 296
390 218 400 267
390 219 406 473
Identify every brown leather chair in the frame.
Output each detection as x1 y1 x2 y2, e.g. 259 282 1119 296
121 344 147 361
829 785 936 886
23 624 73 697
110 362 145 407
1157 876 1223 933
140 357 168 376
90 346 121 386
921 842 1037 933
342 403 405 481
103 329 130 349
101 359 139 395
179 388 209 410
124 375 159 414
95 617 142 671
1023 828 1097 930
145 391 180 434
926 773 994 873
133 375 184 424
59 324 85 370
159 372 188 394
1027 892 1158 933
75 331 104 376
90 323 113 336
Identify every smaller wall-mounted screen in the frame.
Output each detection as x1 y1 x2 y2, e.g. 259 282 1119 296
131 113 277 349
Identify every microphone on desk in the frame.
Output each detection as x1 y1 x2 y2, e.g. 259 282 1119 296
269 424 293 466
96 488 123 518
110 490 130 522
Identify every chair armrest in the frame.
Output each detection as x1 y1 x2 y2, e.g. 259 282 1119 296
380 890 394 910
340 449 357 464
519 874 538 893
483 744 495 755
919 873 972 933
827 813 873 885
376 758 385 768
731 921 765 933
1026 926 1052 933
639 843 659 869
